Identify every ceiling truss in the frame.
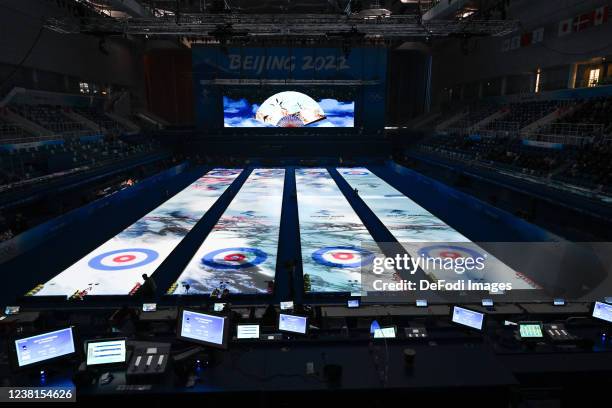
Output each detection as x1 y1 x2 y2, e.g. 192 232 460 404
44 13 519 41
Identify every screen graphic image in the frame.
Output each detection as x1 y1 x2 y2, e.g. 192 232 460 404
33 169 241 297
179 310 227 348
14 327 76 368
278 314 307 334
170 169 284 295
452 306 484 331
519 323 543 339
224 91 354 128
86 339 127 366
593 301 612 323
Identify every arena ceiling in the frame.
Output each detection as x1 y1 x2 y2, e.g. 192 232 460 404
50 0 516 42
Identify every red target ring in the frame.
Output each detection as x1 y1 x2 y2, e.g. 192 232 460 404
332 252 355 260
439 251 462 259
113 255 137 263
224 253 246 262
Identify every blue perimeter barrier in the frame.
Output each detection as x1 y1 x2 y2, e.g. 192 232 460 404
0 162 190 266
381 161 559 242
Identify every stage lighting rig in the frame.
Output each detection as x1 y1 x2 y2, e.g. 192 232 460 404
209 0 233 14
209 23 248 42
326 27 366 57
43 11 519 41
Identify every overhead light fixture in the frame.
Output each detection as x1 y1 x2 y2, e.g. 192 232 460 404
353 0 391 19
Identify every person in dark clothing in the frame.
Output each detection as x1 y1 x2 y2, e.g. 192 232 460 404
139 273 157 300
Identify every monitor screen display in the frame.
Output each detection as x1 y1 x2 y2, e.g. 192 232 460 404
553 298 566 306
14 327 75 368
593 301 612 323
482 299 494 307
416 299 428 307
223 91 354 128
142 303 157 312
179 310 228 348
519 323 543 339
373 327 396 339
5 306 20 315
278 314 307 335
452 306 484 331
236 324 260 339
280 301 294 310
86 339 126 366
213 303 226 312
347 299 360 308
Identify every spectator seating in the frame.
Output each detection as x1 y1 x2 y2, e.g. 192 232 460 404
73 106 129 133
538 96 612 138
485 101 565 131
0 137 161 186
11 104 86 135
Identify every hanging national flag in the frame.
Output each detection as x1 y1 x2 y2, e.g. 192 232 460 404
532 27 545 43
594 5 609 25
573 11 595 32
558 18 573 36
520 32 533 47
501 38 510 52
510 36 521 50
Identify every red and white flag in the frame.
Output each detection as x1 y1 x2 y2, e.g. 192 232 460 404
573 12 594 32
594 5 609 25
558 18 573 36
520 32 533 47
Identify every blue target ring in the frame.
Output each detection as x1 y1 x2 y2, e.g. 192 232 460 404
202 247 267 270
208 170 240 177
312 246 375 268
419 245 483 260
255 170 284 176
88 248 159 271
300 170 327 176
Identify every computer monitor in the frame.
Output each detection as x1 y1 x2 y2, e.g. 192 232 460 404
85 338 127 366
142 303 157 312
347 299 360 308
213 303 227 312
553 298 566 306
416 299 428 307
481 299 494 307
5 306 20 315
13 327 76 368
278 314 308 335
178 309 229 349
592 301 612 323
452 306 485 331
519 322 544 339
236 324 260 339
280 301 294 311
373 326 397 339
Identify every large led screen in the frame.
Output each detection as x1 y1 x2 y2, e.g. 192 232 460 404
32 169 242 297
224 91 354 128
295 169 395 293
170 169 285 295
338 168 539 290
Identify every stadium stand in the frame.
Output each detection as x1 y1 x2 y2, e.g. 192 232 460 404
73 106 130 133
11 104 86 135
484 101 567 132
0 137 161 186
538 96 612 139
